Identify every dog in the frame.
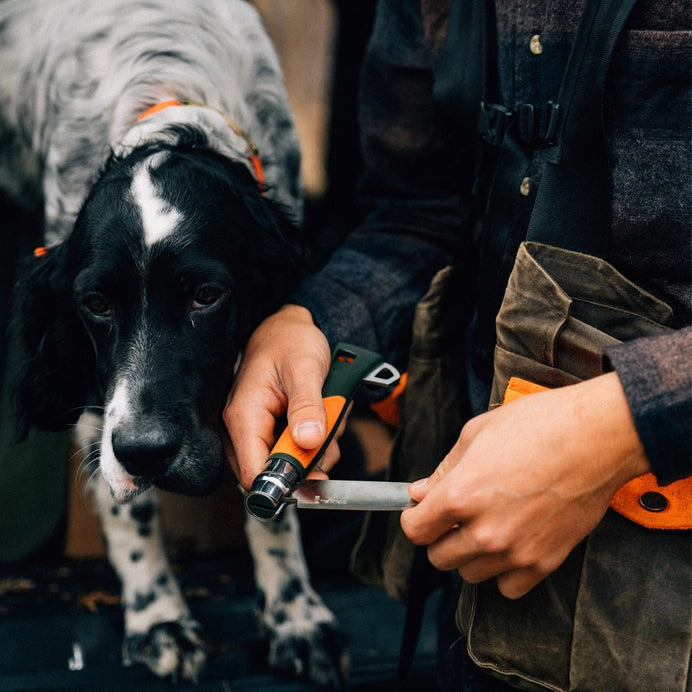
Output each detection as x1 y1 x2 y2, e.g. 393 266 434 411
0 0 347 685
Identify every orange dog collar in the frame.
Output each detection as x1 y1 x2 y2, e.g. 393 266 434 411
136 99 265 192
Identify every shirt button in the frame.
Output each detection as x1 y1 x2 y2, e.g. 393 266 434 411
520 177 531 196
530 34 543 55
639 491 668 512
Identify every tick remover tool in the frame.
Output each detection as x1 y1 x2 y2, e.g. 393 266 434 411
245 343 401 521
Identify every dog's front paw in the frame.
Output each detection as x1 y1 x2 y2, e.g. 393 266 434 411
267 619 349 689
122 618 207 683
262 593 349 688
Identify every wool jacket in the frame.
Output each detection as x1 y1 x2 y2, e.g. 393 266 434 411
292 0 691 484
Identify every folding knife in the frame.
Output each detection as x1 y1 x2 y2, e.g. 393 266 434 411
245 343 401 521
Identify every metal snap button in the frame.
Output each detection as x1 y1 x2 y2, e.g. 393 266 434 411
530 34 543 55
639 491 668 512
520 176 531 196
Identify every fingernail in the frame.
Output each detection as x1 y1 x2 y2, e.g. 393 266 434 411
293 421 323 443
410 477 428 490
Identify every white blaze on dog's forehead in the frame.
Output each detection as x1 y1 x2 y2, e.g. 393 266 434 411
131 152 182 247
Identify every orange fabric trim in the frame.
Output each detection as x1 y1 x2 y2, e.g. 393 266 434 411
135 100 265 193
502 376 692 530
502 376 549 401
370 371 408 427
610 473 692 530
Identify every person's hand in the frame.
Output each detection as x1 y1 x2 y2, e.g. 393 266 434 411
224 304 335 490
400 372 650 599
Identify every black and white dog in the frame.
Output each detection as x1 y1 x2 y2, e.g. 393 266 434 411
1 0 346 685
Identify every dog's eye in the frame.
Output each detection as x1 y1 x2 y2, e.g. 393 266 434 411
83 293 112 317
192 286 223 309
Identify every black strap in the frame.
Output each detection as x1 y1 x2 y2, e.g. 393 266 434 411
434 0 489 141
526 0 640 256
396 546 432 682
433 0 490 193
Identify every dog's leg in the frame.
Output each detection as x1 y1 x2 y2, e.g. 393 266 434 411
245 505 349 687
91 473 207 683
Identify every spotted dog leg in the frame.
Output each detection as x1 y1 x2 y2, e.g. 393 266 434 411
91 473 207 683
245 505 349 687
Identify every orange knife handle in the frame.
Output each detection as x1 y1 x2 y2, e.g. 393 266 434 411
267 395 347 472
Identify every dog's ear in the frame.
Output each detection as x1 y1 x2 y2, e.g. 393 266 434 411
244 195 309 328
13 243 95 437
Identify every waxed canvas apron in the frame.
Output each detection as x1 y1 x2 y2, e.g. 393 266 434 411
457 241 691 691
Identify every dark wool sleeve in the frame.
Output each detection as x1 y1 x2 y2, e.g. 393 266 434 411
291 0 469 373
604 327 692 485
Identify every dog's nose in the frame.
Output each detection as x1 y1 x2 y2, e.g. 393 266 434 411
111 422 182 477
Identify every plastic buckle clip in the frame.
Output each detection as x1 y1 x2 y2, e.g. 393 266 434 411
517 101 560 146
479 102 513 146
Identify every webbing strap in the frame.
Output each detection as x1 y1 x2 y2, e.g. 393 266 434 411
526 0 640 256
433 0 490 193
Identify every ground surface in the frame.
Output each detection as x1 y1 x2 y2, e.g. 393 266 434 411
0 546 440 691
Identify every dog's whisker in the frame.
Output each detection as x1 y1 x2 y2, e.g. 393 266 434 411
76 448 101 477
70 421 104 434
78 462 100 489
85 466 103 497
66 405 104 418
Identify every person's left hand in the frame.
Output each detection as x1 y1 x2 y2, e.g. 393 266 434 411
400 372 650 599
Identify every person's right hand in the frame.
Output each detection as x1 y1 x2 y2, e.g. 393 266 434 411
400 372 650 599
223 304 333 490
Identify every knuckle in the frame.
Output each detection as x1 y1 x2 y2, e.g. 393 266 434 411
283 353 327 382
427 548 449 570
534 551 566 578
459 413 485 440
289 393 323 416
399 512 426 545
457 566 482 584
508 548 537 571
468 525 508 555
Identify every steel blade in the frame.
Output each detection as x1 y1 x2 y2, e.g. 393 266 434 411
288 479 415 511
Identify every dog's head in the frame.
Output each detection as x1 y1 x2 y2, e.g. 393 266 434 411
16 131 304 501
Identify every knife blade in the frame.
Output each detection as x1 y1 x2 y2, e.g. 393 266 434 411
285 479 416 512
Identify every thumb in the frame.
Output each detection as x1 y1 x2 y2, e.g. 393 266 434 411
408 449 460 502
284 358 330 450
408 477 430 502
408 414 482 502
